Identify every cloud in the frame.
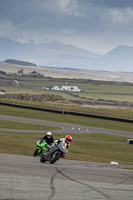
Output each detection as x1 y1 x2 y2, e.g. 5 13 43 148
1 0 133 54
109 7 133 24
87 0 133 8
57 0 86 17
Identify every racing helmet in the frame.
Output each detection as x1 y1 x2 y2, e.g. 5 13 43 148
65 135 72 143
47 131 52 138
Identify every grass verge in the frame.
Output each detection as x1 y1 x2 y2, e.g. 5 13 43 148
1 105 133 132
0 119 61 130
1 104 133 165
0 131 133 165
1 98 133 119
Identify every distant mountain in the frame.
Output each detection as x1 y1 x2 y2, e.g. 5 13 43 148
1 36 133 72
0 37 102 69
103 45 133 61
99 45 133 72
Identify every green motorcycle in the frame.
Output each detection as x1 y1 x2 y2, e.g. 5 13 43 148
34 139 48 157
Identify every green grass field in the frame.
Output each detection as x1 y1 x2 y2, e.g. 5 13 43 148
0 199 15 200
0 131 132 165
0 104 133 131
0 104 133 165
1 76 133 103
0 119 61 130
1 98 133 120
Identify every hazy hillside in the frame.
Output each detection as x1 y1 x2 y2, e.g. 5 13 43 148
25 40 100 58
5 59 37 66
0 37 36 60
0 37 100 68
1 62 133 83
1 37 133 72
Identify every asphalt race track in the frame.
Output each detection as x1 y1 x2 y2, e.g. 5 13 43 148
0 154 133 200
0 114 133 137
0 114 133 199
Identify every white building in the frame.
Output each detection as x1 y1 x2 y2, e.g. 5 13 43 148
0 90 6 95
51 84 82 92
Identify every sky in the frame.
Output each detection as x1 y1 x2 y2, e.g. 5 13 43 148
1 0 133 55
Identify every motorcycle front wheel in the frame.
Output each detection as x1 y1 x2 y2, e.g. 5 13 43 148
34 148 39 157
40 155 46 163
50 151 61 164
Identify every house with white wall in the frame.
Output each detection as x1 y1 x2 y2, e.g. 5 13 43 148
0 90 6 95
51 84 82 92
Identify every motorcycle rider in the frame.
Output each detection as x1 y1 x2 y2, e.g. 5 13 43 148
54 135 72 157
40 131 54 151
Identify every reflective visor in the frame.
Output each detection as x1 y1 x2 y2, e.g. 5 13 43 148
67 138 72 142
